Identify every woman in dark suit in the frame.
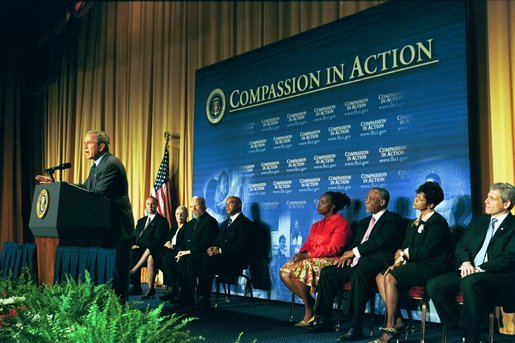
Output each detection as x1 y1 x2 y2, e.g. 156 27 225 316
132 205 188 299
372 181 454 342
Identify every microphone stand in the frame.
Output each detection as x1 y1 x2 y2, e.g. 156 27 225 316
46 168 56 182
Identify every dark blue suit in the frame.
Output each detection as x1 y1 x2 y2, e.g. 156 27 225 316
174 211 219 304
80 152 134 301
427 213 515 341
129 213 169 287
315 210 404 329
197 212 254 300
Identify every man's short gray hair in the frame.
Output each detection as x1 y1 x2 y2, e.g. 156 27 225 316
87 130 110 151
490 182 515 210
192 196 206 207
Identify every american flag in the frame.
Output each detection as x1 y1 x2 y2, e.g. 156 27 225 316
151 148 173 227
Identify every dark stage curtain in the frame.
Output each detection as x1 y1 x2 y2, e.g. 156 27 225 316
0 242 37 280
54 246 116 284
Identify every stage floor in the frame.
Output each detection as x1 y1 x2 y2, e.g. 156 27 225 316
129 285 514 343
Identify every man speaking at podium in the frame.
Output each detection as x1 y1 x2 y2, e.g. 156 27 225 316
36 130 135 302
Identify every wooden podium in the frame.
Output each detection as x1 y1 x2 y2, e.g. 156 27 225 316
29 182 110 285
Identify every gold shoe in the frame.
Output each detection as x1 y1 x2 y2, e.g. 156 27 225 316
294 316 315 327
294 320 310 327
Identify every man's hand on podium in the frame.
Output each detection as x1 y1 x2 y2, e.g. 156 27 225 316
35 175 53 183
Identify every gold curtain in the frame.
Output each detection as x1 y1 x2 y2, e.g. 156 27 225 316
43 1 382 218
487 1 515 187
3 1 515 246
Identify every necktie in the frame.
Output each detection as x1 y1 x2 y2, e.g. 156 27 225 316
351 216 377 267
139 216 151 238
473 217 498 267
88 164 97 190
226 217 233 229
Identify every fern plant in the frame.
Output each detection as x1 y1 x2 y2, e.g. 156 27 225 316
0 271 202 343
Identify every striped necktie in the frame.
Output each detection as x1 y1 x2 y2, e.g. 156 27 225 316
139 216 152 238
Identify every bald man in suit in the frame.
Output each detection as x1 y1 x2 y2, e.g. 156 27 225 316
196 196 253 308
129 196 169 296
427 182 515 343
308 188 404 340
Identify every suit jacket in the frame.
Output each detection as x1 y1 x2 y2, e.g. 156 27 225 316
215 213 254 268
80 152 134 245
178 211 219 254
134 213 169 250
353 210 404 266
455 213 515 310
402 211 453 264
456 213 515 273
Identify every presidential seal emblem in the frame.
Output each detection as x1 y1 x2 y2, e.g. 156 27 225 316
36 189 49 219
206 88 226 124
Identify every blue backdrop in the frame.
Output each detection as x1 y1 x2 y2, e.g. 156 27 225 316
193 1 471 301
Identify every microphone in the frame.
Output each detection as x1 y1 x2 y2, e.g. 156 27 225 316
46 162 71 172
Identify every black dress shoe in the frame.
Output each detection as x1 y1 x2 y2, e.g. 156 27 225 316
128 286 143 296
305 319 333 333
336 327 364 341
159 292 173 301
195 298 212 309
159 286 179 301
172 297 194 308
141 288 156 299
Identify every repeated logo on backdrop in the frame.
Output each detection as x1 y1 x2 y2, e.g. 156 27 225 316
195 1 471 301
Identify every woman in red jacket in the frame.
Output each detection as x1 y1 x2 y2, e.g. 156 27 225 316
280 191 352 326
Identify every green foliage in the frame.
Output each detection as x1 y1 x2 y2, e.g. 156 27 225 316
0 271 202 343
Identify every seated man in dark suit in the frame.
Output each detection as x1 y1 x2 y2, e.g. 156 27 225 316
128 196 169 297
196 196 254 308
307 187 405 341
427 182 515 343
173 196 219 307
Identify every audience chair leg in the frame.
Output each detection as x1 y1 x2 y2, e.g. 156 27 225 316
420 300 427 343
242 275 254 305
488 309 494 343
289 293 296 322
214 276 220 308
225 279 231 303
246 281 254 304
336 291 343 331
312 294 320 325
369 295 375 336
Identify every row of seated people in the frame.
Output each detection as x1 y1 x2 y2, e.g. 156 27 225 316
128 195 253 309
127 182 514 343
281 182 515 343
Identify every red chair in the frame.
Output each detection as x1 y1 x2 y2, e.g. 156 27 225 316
402 285 430 343
441 291 495 343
